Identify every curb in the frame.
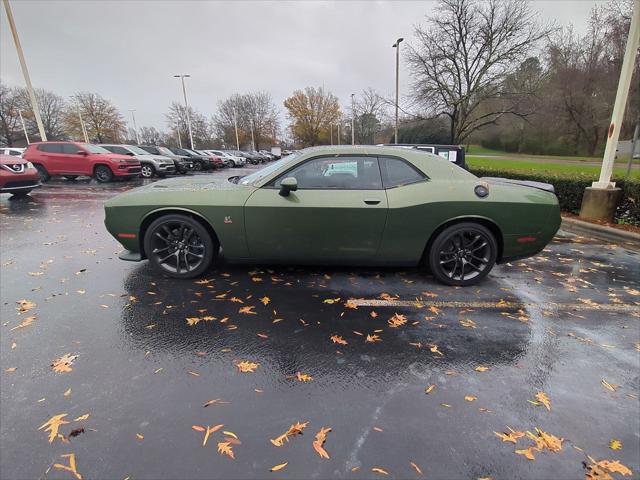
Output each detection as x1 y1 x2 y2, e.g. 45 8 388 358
560 216 640 246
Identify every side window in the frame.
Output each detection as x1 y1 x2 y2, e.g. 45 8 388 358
37 144 63 153
62 144 81 154
274 156 382 190
109 146 129 155
380 157 426 188
9 150 21 156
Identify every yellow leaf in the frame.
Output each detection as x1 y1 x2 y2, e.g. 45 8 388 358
409 461 423 475
192 425 206 432
63 388 72 396
465 395 477 402
202 424 224 447
236 361 259 373
10 315 36 331
238 305 257 314
136 433 144 440
52 354 77 373
475 366 489 372
371 467 389 475
260 296 270 305
223 431 238 439
609 439 622 450
366 334 381 343
515 447 536 460
494 428 525 444
73 414 90 421
53 453 82 480
535 391 551 411
387 313 407 328
425 384 436 394
16 299 36 313
330 335 348 345
270 421 308 446
5 367 17 373
270 462 288 472
295 372 313 382
312 427 331 459
217 441 235 459
601 379 618 392
39 413 69 443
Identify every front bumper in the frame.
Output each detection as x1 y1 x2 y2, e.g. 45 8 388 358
157 163 176 173
114 165 141 176
0 180 40 192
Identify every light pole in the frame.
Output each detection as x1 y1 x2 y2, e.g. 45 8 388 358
250 119 256 151
17 109 29 144
233 108 240 151
3 0 47 142
174 74 194 150
78 109 89 143
351 93 356 145
129 109 140 144
392 37 404 145
579 0 640 221
337 123 341 146
330 124 333 145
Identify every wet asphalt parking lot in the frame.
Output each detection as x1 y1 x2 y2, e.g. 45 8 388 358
1 165 639 480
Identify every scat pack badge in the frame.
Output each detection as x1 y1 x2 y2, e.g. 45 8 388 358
224 216 233 224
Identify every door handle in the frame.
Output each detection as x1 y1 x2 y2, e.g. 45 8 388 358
364 199 381 205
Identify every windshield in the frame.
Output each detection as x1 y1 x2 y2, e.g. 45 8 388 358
158 147 175 156
239 152 302 186
172 148 189 155
126 145 149 155
82 144 111 154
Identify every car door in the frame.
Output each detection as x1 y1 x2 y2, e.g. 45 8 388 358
244 155 388 263
37 143 65 172
61 143 90 174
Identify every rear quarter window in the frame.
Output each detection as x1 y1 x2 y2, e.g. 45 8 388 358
380 156 426 188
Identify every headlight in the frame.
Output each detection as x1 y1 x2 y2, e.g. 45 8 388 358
26 161 34 168
116 158 127 163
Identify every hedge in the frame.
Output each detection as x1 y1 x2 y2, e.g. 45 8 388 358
469 167 640 225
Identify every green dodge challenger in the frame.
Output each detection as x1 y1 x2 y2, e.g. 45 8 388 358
104 146 561 286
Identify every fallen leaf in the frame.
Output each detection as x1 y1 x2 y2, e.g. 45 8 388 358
52 354 78 373
136 433 144 440
410 461 423 475
330 335 348 345
465 395 477 402
16 299 36 313
515 447 536 460
270 421 308 447
494 427 525 444
238 306 257 314
312 427 331 459
366 334 381 343
270 462 288 472
53 453 82 480
535 391 551 411
609 439 622 450
39 413 69 443
260 296 270 305
236 361 259 373
601 379 618 392
475 366 489 372
217 441 235 459
295 372 313 382
388 313 407 328
424 385 436 394
371 467 389 475
10 315 36 331
73 414 90 422
64 388 72 396
201 424 224 447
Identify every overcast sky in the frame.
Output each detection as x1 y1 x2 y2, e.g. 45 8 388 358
1 0 605 133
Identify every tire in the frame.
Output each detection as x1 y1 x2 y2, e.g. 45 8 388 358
140 164 155 178
94 165 114 183
144 214 216 279
427 222 497 286
193 161 203 171
34 164 50 182
63 175 78 181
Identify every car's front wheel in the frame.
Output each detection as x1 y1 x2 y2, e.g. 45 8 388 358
94 165 114 183
140 164 155 178
428 222 497 286
34 164 50 182
144 214 216 279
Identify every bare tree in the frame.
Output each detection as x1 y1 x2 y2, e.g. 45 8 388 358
165 102 212 148
213 92 279 150
0 83 24 146
406 0 551 143
19 88 67 141
64 92 126 143
138 126 165 145
354 88 389 144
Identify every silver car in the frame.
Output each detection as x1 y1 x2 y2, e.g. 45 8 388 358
100 144 176 178
205 150 246 167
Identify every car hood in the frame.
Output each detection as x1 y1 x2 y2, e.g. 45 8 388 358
0 154 27 165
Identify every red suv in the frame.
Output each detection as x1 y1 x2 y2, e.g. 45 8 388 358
23 141 141 183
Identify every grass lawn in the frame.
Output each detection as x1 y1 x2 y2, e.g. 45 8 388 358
466 155 640 179
465 144 633 164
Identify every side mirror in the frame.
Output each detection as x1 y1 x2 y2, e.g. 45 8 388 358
279 177 298 197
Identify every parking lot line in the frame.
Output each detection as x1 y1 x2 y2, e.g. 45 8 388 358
349 298 640 312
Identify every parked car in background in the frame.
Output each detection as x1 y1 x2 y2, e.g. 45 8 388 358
194 150 226 169
138 145 194 174
378 144 467 169
0 154 40 197
100 144 175 178
259 150 276 161
270 146 282 159
241 151 262 165
168 147 215 171
1 147 25 157
23 142 141 182
214 150 246 167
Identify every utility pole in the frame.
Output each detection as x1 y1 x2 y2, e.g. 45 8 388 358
129 109 140 144
337 124 341 146
17 109 29 144
78 110 89 143
174 74 194 150
176 129 182 148
351 93 356 145
250 119 256 151
330 124 333 145
3 0 47 142
233 108 240 151
580 0 640 221
392 37 404 144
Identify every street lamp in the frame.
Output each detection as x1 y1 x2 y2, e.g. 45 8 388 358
351 93 356 146
392 37 404 144
17 109 29 144
174 74 195 150
129 109 140 144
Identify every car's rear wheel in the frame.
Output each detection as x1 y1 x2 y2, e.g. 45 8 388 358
144 214 216 279
140 164 154 178
63 175 78 181
94 165 114 183
34 164 50 182
428 222 497 286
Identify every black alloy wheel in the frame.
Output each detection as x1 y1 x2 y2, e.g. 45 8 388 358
144 214 216 279
94 165 114 183
428 222 497 286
